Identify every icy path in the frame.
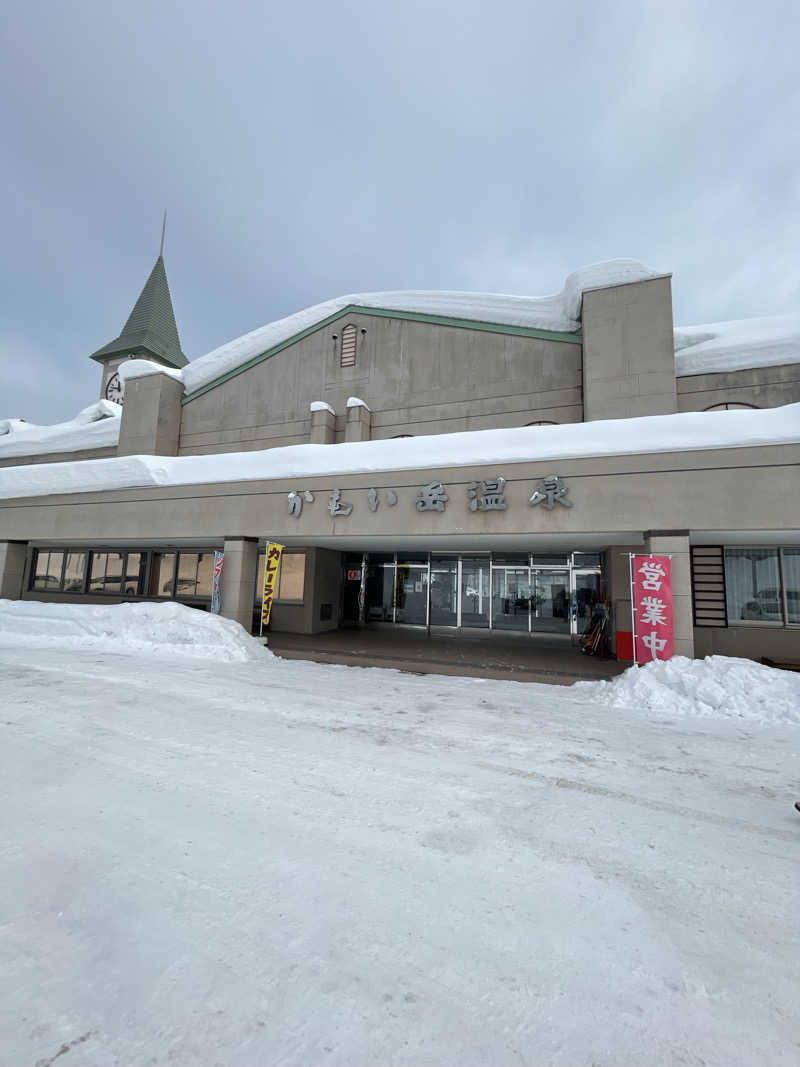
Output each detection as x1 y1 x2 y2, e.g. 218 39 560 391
1 648 798 1066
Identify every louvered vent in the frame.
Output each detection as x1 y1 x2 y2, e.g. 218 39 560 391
691 546 727 627
340 324 357 367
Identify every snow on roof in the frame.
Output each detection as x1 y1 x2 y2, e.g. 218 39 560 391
674 313 800 377
178 260 661 396
310 401 335 414
0 402 796 501
0 400 121 460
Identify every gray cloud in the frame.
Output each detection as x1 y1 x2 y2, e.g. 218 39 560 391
1 0 798 422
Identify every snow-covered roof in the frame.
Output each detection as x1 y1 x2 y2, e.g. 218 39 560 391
0 402 796 501
175 260 660 396
0 401 121 460
674 313 800 377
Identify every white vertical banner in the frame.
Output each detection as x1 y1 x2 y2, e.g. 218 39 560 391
211 551 224 614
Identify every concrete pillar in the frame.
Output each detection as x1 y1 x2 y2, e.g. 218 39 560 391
581 276 677 421
220 537 259 632
118 372 184 456
641 533 694 659
309 406 336 444
345 402 371 442
0 541 28 599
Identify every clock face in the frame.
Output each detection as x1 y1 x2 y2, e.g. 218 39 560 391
105 371 123 405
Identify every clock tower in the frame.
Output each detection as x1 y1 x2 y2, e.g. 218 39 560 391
89 252 187 405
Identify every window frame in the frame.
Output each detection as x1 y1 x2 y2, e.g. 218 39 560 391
254 550 307 606
723 546 799 628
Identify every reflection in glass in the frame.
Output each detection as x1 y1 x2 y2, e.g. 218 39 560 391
33 550 64 590
123 553 144 595
430 557 458 625
150 553 176 597
783 549 800 624
533 570 570 634
195 553 214 598
365 564 394 621
104 553 124 594
725 548 782 623
395 565 428 625
492 567 530 631
63 552 86 593
460 557 489 628
573 572 600 630
278 554 306 601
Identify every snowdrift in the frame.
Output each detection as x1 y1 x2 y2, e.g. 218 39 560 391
577 655 800 725
0 600 271 663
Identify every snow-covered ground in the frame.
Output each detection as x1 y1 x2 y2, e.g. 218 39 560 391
2 604 799 1066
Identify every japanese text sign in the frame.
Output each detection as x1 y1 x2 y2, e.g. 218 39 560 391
632 555 674 663
261 542 284 630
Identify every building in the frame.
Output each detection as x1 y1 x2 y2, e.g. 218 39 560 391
1 254 799 664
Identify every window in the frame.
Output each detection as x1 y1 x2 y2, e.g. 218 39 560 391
63 552 87 592
340 323 357 367
175 552 215 598
150 553 177 597
725 548 783 624
780 549 800 625
277 554 305 600
32 549 65 591
704 402 758 411
89 551 144 595
254 552 306 604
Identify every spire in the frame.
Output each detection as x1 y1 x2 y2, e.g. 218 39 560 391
90 252 187 368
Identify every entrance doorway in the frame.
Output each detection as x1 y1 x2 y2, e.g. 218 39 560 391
342 552 604 640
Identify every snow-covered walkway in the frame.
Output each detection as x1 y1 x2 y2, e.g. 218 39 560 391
2 634 798 1065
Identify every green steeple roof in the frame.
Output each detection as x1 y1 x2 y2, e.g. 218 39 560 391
90 255 187 367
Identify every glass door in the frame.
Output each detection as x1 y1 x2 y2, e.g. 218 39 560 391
533 569 570 634
430 556 458 626
572 571 601 638
395 559 429 625
491 567 531 631
460 557 490 628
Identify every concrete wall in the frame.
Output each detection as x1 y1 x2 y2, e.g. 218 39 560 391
269 547 341 634
677 363 800 411
118 373 184 457
178 312 583 455
0 541 27 598
581 276 677 421
694 625 800 661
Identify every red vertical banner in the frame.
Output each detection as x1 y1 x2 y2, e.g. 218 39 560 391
632 555 674 664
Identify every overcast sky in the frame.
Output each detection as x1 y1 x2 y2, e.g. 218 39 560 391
1 0 798 423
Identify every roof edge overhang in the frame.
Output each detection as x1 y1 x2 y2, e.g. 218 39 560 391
181 305 583 405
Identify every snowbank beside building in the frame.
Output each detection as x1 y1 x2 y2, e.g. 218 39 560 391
577 655 800 725
0 600 271 663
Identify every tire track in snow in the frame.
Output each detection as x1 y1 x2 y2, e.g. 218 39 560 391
478 761 799 843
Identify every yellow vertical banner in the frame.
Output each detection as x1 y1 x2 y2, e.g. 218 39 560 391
260 542 284 631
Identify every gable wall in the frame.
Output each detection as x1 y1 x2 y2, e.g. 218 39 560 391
677 362 800 411
177 313 583 456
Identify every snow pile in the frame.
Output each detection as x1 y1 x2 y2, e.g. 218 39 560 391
1 401 798 500
118 359 184 384
173 260 658 395
0 600 271 663
675 313 800 376
309 400 335 414
0 400 121 459
577 655 800 725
